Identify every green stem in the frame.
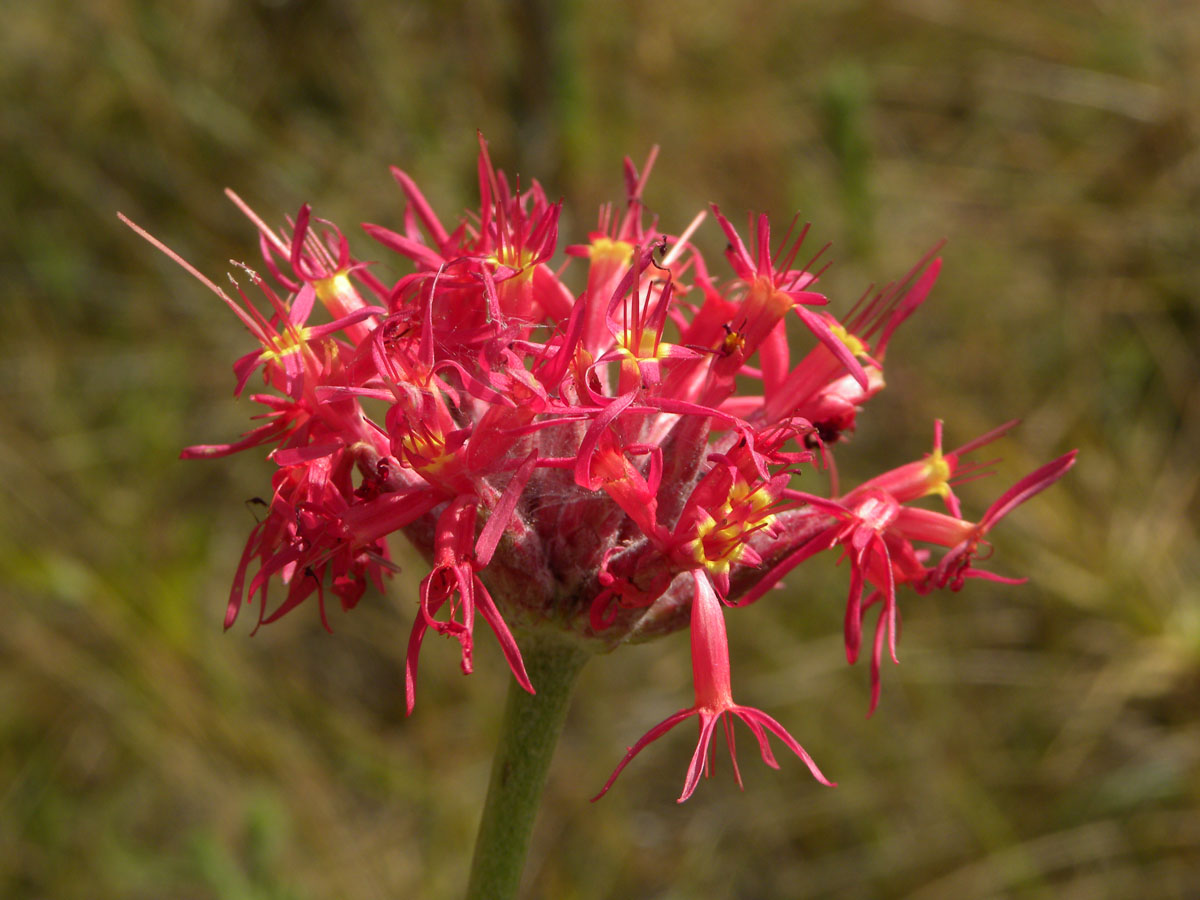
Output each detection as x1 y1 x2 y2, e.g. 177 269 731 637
464 633 590 900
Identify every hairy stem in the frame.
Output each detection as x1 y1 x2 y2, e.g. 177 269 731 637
464 633 590 900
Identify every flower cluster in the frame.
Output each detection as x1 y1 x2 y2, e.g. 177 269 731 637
129 135 1074 802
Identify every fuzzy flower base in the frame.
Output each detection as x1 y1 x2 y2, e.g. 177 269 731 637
124 135 1074 801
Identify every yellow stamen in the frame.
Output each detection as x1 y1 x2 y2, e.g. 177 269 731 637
489 246 538 282
258 326 311 364
920 446 952 499
313 272 354 305
688 479 777 574
618 330 672 362
589 237 634 268
829 322 867 358
399 429 453 474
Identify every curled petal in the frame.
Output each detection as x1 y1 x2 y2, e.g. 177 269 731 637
590 708 696 802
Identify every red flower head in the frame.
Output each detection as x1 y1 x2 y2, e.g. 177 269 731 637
126 135 1074 802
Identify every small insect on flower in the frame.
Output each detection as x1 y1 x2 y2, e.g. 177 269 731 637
720 321 748 358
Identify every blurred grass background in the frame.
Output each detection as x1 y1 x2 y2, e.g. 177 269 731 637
3 0 1199 897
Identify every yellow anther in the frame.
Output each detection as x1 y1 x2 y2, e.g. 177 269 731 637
399 429 453 474
687 479 777 574
920 446 952 499
618 330 670 362
589 237 634 267
259 326 310 364
830 322 867 358
489 246 538 281
313 271 354 305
